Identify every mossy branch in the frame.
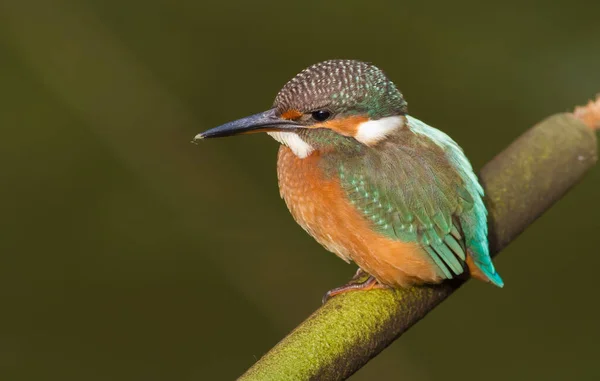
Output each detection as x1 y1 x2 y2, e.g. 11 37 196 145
239 110 599 381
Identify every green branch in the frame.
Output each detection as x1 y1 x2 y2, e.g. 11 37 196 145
239 113 598 381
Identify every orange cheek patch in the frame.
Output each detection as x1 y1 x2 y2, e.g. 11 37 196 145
315 115 369 137
281 109 303 120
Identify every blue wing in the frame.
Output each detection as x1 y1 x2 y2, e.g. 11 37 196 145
338 116 503 286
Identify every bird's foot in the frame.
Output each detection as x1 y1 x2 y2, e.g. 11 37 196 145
322 271 388 304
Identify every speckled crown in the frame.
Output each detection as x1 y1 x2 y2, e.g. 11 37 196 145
274 60 407 119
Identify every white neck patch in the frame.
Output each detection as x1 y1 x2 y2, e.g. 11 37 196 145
267 131 314 158
355 115 404 145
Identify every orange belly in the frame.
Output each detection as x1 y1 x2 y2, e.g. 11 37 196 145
276 146 444 287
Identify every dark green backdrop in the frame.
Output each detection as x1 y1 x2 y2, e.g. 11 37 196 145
1 1 599 380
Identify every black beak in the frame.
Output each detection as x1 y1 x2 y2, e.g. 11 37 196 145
193 108 302 142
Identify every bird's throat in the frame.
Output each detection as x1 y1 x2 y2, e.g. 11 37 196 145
267 131 314 158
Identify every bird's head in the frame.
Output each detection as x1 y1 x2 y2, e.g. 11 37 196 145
194 60 408 157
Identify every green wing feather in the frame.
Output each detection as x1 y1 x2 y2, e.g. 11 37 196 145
337 116 503 286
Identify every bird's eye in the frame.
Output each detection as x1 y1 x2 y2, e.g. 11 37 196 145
311 110 331 122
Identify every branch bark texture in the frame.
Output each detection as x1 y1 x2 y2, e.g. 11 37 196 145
239 113 599 381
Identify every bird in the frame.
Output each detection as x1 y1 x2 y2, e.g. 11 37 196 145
194 59 503 299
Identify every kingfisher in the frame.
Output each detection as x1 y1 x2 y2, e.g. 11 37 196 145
194 60 503 299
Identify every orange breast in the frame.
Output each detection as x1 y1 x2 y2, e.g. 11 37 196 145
276 146 444 287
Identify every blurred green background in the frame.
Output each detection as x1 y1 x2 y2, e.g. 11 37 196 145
1 0 599 380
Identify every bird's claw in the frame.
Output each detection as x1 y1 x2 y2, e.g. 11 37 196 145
322 271 384 304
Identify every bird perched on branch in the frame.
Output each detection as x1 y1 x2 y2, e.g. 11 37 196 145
194 60 503 299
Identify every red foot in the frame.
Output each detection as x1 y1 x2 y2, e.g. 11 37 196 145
322 271 388 303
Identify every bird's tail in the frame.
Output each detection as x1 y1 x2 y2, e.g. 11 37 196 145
466 246 504 288
574 96 600 131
